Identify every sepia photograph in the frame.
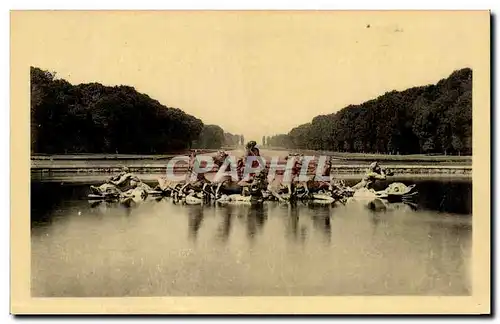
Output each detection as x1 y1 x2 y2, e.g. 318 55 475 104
10 9 490 314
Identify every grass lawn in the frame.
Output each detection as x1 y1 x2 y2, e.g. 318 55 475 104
31 149 219 160
266 147 471 162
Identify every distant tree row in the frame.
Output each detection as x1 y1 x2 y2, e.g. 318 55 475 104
266 68 472 155
224 133 245 148
30 67 242 154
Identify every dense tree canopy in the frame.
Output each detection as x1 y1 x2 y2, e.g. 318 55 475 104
31 67 238 154
267 68 472 155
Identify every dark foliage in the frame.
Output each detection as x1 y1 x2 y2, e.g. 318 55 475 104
267 68 472 155
31 67 237 154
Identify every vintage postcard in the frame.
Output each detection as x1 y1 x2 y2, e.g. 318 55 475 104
11 10 490 314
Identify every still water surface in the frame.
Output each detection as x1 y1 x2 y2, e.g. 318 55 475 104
31 178 472 296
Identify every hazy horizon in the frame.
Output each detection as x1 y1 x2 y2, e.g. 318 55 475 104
17 11 487 142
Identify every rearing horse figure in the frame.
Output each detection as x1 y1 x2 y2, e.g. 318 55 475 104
212 155 247 198
266 155 303 201
213 150 229 169
288 156 305 198
301 157 334 195
156 150 200 196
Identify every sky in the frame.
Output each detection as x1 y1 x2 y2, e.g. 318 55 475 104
13 10 488 142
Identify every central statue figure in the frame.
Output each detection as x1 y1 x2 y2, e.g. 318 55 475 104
245 140 260 157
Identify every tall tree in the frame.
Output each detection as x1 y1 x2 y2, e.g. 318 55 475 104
263 67 472 155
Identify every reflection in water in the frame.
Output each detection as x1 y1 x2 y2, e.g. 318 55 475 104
421 219 471 294
308 204 332 244
30 179 472 297
188 205 204 241
285 204 301 243
370 211 381 228
216 205 233 243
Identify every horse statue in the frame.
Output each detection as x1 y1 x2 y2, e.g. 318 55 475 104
212 156 249 198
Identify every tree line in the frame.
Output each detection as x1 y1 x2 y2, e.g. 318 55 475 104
30 67 244 154
266 68 472 155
